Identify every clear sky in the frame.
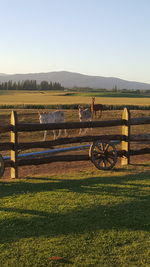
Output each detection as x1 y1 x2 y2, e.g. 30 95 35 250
1 0 150 83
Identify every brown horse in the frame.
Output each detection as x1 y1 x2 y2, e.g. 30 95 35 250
91 97 103 118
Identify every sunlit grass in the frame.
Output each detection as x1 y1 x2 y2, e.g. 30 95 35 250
0 165 150 266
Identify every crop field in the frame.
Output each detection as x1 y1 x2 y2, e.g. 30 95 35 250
0 91 150 266
0 90 150 106
74 91 150 98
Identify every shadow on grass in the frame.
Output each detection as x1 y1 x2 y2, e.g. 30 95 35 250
0 195 149 244
0 170 150 243
130 163 150 167
0 171 149 199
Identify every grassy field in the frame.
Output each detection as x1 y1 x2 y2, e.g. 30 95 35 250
0 90 149 106
0 165 150 267
71 91 150 98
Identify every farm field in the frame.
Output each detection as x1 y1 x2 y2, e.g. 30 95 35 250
0 90 150 106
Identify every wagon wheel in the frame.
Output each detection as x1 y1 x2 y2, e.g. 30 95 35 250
0 154 5 178
89 140 117 170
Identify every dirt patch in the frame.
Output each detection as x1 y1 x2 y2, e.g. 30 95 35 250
2 153 150 180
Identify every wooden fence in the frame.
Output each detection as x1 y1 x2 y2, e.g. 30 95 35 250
0 108 150 178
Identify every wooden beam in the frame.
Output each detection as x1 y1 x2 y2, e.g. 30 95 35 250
117 148 150 157
17 119 124 132
0 142 13 151
17 134 124 150
0 125 12 133
121 108 131 165
128 148 150 156
130 117 150 125
130 134 150 142
17 154 90 166
10 111 18 179
16 116 150 133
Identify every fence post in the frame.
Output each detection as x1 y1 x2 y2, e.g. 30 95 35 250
10 111 18 178
121 108 131 165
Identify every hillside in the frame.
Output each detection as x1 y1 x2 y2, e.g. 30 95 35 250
0 71 150 90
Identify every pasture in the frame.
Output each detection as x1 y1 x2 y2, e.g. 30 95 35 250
0 91 150 266
0 90 150 106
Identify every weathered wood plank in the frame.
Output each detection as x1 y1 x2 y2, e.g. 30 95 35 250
10 111 18 179
0 115 149 134
15 116 150 133
128 148 150 156
0 142 13 151
117 148 150 157
130 134 150 141
4 160 13 168
17 134 124 150
0 125 12 133
5 148 150 168
17 154 90 166
121 108 131 165
130 117 150 125
17 119 124 132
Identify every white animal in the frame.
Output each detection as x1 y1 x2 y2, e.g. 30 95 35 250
78 105 92 135
39 110 67 140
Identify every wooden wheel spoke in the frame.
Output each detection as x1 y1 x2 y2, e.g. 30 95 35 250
105 143 110 152
106 157 113 165
102 159 107 167
102 142 106 152
97 158 103 166
93 151 102 158
96 143 103 152
108 153 116 159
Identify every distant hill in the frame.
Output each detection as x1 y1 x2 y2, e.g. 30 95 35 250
0 71 150 90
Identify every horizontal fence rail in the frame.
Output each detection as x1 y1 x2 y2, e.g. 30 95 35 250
5 148 150 168
130 117 150 125
130 134 150 142
1 117 150 133
14 117 150 132
17 154 90 167
0 142 13 151
4 148 150 168
128 148 150 155
16 119 124 132
0 125 12 133
17 135 125 150
1 134 149 152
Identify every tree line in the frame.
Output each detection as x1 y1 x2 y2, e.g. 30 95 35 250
0 80 64 90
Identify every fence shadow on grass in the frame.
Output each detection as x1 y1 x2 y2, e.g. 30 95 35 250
0 170 150 243
0 170 149 199
0 195 149 244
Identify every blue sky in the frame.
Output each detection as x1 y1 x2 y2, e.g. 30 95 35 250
1 0 150 83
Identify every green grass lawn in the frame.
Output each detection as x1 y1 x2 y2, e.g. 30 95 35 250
0 165 150 266
72 91 150 98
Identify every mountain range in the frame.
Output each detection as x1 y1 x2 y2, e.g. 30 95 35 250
0 71 150 90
